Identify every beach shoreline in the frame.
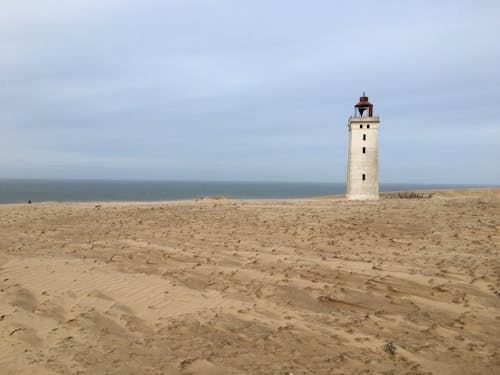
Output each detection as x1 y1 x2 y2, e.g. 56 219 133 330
1 186 498 206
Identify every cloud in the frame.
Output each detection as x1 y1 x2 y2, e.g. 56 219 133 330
0 0 499 183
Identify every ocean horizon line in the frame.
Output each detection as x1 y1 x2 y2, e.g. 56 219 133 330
0 178 496 186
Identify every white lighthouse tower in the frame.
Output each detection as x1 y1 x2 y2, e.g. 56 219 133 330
346 93 380 200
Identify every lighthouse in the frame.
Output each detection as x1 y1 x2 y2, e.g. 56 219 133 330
346 93 380 200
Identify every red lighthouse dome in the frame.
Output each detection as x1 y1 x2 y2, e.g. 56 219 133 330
355 92 373 117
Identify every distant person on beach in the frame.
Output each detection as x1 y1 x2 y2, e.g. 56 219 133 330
28 200 31 204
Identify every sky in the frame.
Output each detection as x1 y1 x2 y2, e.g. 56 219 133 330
1 0 499 184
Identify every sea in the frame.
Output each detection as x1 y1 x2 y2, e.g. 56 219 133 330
0 179 494 204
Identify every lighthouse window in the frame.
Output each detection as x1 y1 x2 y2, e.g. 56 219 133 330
363 134 366 141
367 124 370 129
362 174 366 181
360 125 363 129
362 147 366 154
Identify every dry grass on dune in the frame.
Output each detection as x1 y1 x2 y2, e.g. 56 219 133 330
0 188 499 374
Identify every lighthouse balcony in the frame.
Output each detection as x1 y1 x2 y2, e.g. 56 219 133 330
348 116 380 122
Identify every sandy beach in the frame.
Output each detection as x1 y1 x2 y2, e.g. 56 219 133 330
0 188 498 374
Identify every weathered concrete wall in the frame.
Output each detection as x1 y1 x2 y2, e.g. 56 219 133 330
346 116 379 200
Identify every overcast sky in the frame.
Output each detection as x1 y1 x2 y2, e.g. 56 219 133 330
1 0 499 184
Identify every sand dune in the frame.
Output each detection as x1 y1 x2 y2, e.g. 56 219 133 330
0 189 499 374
